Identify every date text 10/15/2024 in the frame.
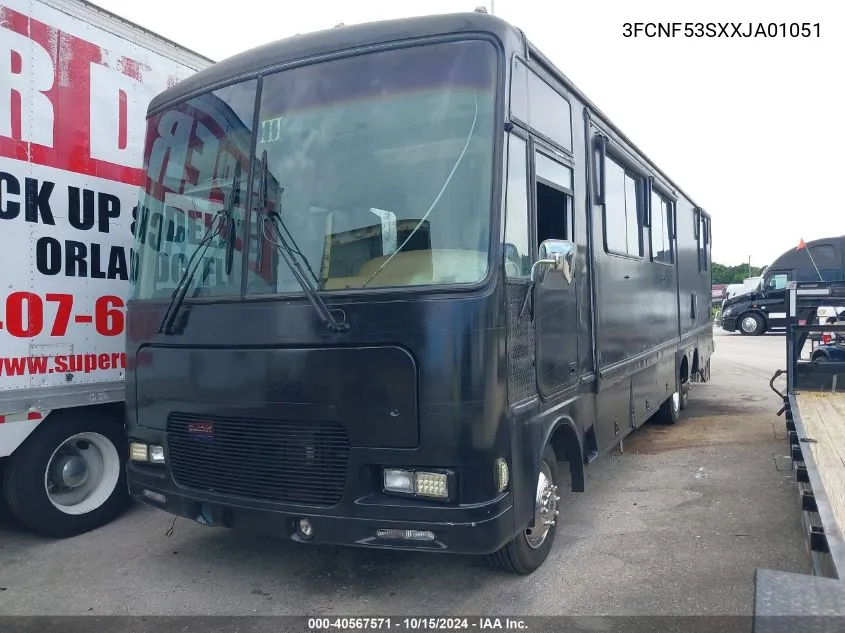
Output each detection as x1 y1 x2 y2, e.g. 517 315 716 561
623 22 820 38
308 618 528 631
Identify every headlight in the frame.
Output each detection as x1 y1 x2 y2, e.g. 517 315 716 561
382 468 451 500
129 441 166 464
129 442 148 462
149 445 166 463
414 472 448 499
722 307 733 317
383 469 414 494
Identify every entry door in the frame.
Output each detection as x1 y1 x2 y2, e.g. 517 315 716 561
759 270 791 328
532 148 579 397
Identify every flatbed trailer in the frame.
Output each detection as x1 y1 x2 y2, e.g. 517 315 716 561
754 280 845 630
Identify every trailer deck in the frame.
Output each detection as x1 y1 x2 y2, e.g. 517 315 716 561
795 391 845 552
754 281 845 628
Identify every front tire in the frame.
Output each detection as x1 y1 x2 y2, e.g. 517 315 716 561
2 407 130 538
739 313 765 336
489 444 560 575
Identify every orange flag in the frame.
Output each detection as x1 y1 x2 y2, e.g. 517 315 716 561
797 238 806 250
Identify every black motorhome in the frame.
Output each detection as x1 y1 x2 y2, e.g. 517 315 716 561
721 236 845 335
124 11 714 575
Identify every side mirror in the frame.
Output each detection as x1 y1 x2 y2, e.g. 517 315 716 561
530 239 576 285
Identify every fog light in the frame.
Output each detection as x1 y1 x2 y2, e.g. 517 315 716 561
376 528 435 542
495 458 509 493
129 442 148 462
149 445 166 463
383 469 414 494
414 472 448 499
298 518 314 538
141 489 166 504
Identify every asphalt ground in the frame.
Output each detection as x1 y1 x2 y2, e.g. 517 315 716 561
0 328 808 620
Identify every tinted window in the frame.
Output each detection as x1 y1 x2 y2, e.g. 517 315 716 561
697 213 709 272
650 192 673 264
604 156 641 256
809 244 839 269
247 40 498 293
625 174 640 255
510 60 572 152
132 80 258 300
504 135 530 279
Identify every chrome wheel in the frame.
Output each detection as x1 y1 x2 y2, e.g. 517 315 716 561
741 316 758 334
524 461 560 549
44 432 120 516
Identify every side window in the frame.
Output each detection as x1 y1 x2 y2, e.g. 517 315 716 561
504 135 531 279
820 269 843 282
650 191 673 264
767 273 789 290
697 212 710 272
510 60 573 152
534 150 573 247
604 155 642 256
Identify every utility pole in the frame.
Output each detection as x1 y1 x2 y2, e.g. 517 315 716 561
490 0 494 14
748 255 752 278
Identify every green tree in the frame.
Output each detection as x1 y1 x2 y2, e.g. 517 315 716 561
711 262 766 285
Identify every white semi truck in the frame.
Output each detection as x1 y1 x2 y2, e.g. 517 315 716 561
0 0 211 537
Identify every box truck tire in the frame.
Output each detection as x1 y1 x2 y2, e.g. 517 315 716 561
1 408 130 538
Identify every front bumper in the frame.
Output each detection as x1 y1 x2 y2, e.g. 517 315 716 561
720 315 738 332
127 462 515 555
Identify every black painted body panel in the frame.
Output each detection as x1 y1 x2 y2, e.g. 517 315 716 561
136 345 420 448
125 11 714 554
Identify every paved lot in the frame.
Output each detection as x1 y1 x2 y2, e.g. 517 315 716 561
0 329 808 616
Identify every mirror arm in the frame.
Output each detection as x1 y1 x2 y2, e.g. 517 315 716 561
520 257 557 321
519 280 534 320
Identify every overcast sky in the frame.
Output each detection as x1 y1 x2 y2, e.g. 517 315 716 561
94 0 842 267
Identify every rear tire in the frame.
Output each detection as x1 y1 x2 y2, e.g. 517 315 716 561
700 359 711 382
488 444 560 575
739 313 765 336
654 390 681 425
2 408 130 538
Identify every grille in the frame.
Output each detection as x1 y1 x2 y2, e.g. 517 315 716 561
506 282 537 404
167 414 350 507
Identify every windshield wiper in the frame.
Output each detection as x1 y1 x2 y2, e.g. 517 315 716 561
256 151 348 333
157 162 241 335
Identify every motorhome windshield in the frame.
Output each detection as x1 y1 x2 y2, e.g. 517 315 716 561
130 39 498 301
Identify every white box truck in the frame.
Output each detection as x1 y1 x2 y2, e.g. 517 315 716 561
0 0 211 537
